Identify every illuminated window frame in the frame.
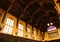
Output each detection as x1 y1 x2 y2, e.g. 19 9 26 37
27 26 31 38
4 18 14 34
33 28 37 40
17 23 24 37
38 29 41 40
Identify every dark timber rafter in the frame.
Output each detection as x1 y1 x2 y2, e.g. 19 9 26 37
1 0 15 23
28 8 43 23
19 0 42 19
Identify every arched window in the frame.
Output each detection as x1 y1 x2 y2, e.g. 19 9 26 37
27 25 32 39
17 24 24 37
4 18 14 34
33 28 37 40
38 29 41 41
27 26 31 38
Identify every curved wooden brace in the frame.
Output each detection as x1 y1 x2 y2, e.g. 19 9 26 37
24 0 41 12
19 0 41 19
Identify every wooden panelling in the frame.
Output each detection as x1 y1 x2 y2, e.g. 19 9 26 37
0 33 41 42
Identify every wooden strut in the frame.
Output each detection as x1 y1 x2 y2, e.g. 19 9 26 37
1 0 15 23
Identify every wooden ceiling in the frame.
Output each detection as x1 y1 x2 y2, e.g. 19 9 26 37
0 0 60 32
